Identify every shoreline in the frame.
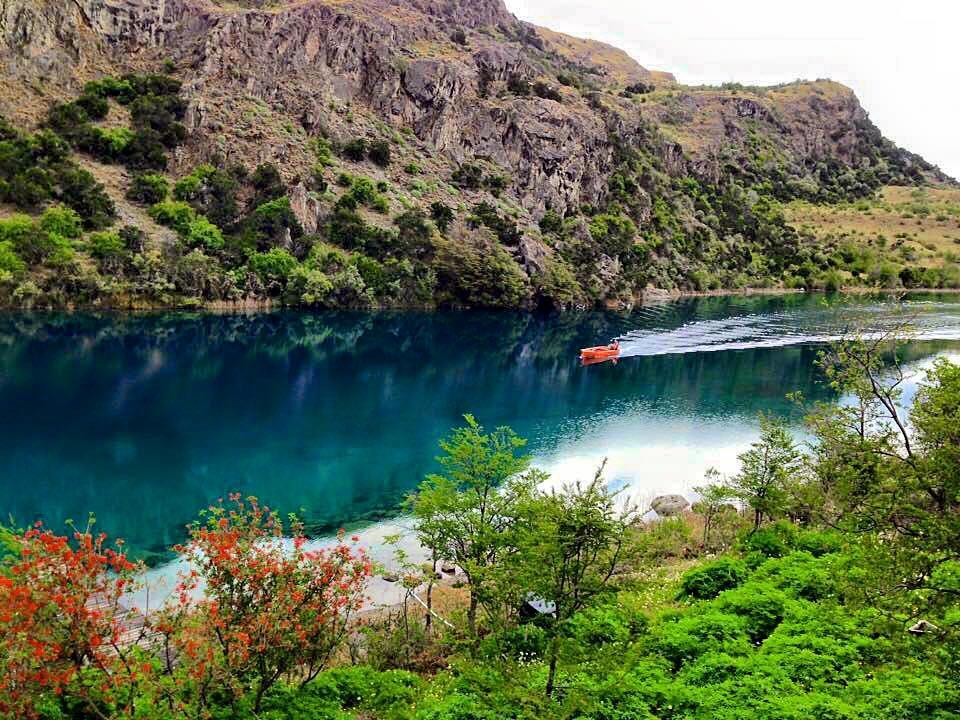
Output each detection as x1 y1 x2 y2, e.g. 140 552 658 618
3 286 959 316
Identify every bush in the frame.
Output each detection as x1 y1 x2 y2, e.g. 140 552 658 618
652 609 752 670
123 128 168 170
430 201 454 234
452 163 484 190
433 224 529 308
40 206 83 239
56 164 116 228
342 139 368 162
150 200 197 234
127 173 169 204
0 215 54 264
249 248 299 286
74 93 110 120
368 140 392 168
243 196 303 252
88 231 126 270
715 584 788 642
0 240 26 277
250 163 286 206
678 558 749 600
185 216 225 252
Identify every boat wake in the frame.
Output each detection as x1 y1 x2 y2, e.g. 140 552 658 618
613 302 960 358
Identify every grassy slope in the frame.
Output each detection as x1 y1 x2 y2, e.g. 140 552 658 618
785 186 960 270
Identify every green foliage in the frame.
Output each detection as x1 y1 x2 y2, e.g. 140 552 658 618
249 248 299 287
433 225 529 308
185 216 225 252
409 414 538 636
369 140 392 168
0 240 25 278
126 173 169 205
150 200 196 235
430 201 454 234
679 558 749 600
342 139 368 162
39 206 83 239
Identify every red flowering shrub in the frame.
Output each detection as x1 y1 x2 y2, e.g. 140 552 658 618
160 495 372 713
0 522 145 719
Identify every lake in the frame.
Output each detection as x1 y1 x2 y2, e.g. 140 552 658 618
2 293 960 563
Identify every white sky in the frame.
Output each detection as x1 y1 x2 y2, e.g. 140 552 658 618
506 0 960 180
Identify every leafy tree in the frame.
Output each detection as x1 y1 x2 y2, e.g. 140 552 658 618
393 209 433 259
88 230 127 273
249 247 299 289
513 465 637 696
721 414 802 530
39 205 82 239
55 164 116 229
162 495 371 713
409 415 539 637
433 224 529 308
0 240 25 278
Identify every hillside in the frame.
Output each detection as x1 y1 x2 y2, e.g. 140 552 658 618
0 0 955 310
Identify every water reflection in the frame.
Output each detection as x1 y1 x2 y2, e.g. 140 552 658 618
1 294 958 561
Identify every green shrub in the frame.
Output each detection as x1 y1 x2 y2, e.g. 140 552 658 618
652 609 752 670
678 558 749 600
55 164 116 228
452 162 484 190
0 240 26 277
150 200 197 234
249 248 299 285
87 231 126 273
185 216 225 251
39 206 83 239
0 215 54 264
433 225 529 308
368 140 392 168
342 139 368 162
430 201 454 233
127 173 169 205
715 584 788 642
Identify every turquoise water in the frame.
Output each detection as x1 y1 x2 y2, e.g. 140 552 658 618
2 294 959 561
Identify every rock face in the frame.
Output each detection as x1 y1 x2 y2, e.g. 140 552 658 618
0 0 952 308
5 0 945 221
651 495 691 518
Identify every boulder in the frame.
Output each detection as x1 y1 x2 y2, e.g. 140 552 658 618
651 494 690 517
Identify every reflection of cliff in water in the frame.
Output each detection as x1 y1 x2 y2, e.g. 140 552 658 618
0 297 958 562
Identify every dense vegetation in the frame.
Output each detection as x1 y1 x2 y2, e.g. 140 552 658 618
1 328 958 719
0 73 951 311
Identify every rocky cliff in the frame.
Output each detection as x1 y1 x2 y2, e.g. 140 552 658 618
0 0 954 309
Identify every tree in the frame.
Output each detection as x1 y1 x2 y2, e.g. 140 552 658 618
693 470 738 549
0 521 147 720
513 463 636 696
162 495 371 713
807 323 960 625
408 415 538 637
727 414 802 530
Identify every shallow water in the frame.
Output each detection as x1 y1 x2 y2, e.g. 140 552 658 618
2 294 959 562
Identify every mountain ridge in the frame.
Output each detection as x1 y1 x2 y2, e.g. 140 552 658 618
0 0 956 310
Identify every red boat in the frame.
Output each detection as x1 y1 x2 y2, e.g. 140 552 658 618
580 341 621 362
